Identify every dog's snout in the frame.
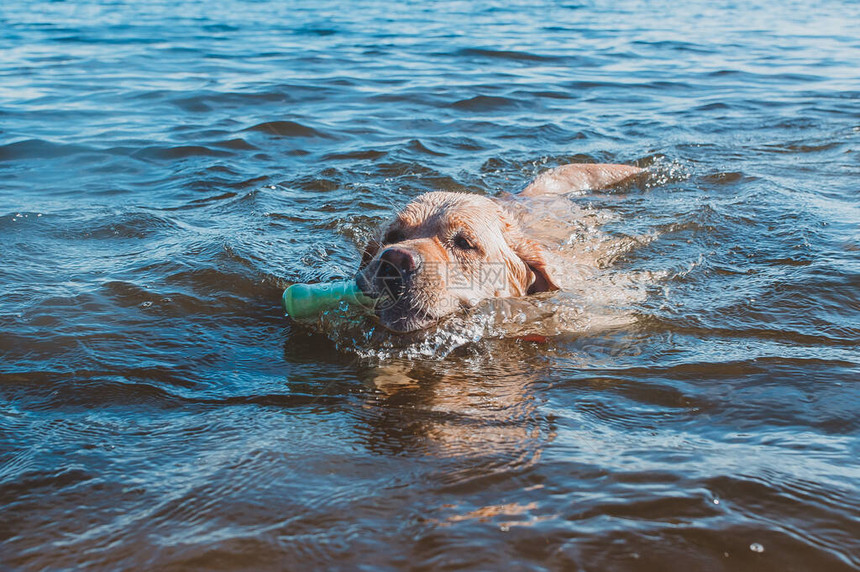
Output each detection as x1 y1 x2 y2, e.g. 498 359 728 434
355 247 422 300
379 247 421 274
369 247 421 300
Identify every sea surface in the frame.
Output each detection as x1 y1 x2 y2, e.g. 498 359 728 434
1 0 858 570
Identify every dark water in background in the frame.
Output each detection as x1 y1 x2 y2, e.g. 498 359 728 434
1 0 859 569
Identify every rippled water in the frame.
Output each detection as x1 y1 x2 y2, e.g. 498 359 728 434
2 0 859 569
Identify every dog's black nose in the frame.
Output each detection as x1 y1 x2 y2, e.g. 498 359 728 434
379 247 420 274
372 247 421 298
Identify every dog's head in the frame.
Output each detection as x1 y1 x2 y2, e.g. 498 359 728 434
356 192 558 332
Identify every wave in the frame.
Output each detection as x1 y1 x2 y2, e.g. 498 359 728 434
242 120 334 138
451 95 522 112
0 139 94 161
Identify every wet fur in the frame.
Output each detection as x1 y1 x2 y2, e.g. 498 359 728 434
356 163 641 332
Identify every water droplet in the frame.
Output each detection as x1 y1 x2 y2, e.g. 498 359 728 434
750 543 764 553
713 498 720 504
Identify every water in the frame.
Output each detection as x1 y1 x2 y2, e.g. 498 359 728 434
1 0 859 569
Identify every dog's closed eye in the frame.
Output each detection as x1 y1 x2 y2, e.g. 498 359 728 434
452 232 477 251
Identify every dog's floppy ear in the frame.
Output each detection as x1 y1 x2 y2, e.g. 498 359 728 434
499 207 560 295
512 237 559 294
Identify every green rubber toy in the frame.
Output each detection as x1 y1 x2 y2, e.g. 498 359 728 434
282 280 374 320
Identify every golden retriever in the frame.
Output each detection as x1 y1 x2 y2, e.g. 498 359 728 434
355 163 641 332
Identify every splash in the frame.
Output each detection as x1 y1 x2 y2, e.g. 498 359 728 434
643 155 692 189
304 258 659 362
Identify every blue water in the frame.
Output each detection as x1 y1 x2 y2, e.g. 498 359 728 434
1 1 859 570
